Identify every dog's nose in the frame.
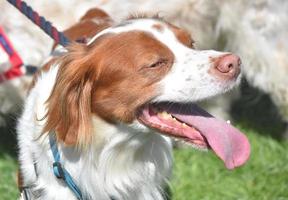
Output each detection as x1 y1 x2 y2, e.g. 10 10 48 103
211 54 241 80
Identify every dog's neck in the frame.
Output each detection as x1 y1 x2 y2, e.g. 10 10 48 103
55 116 173 199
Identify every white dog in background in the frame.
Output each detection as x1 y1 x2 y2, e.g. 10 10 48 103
0 0 288 133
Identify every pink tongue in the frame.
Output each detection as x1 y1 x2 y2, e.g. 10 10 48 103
163 104 250 169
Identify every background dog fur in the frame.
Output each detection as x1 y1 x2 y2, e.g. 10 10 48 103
0 0 287 135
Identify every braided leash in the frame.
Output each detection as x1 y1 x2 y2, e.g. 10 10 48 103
6 0 71 47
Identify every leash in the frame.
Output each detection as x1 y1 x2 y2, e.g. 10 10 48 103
6 0 71 47
49 132 117 200
2 0 72 80
0 25 41 81
20 132 85 200
0 26 24 82
49 132 85 200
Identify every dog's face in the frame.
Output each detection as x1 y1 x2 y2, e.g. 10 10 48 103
83 19 241 121
45 17 249 169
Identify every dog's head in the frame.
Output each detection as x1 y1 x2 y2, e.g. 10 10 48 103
44 14 249 169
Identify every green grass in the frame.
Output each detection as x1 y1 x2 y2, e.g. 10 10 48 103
0 154 18 200
0 121 19 200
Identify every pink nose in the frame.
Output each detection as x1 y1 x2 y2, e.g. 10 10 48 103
210 54 241 80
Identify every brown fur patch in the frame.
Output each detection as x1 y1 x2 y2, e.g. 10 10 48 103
17 170 23 191
43 44 94 145
167 23 195 48
152 24 164 32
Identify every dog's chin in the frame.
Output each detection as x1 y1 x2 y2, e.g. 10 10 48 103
134 101 250 170
207 77 242 99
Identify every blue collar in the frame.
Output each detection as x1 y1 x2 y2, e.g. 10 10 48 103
49 132 84 200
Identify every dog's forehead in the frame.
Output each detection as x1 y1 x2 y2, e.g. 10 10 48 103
88 19 168 41
88 18 191 58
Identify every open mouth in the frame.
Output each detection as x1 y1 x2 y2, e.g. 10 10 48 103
137 102 250 169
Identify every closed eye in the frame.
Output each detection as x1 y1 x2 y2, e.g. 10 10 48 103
149 59 168 68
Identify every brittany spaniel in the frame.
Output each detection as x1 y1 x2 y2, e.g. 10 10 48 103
17 8 250 200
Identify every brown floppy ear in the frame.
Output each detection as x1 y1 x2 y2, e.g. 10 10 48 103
43 43 98 146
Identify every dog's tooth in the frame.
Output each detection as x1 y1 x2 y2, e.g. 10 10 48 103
226 120 231 124
182 123 187 127
158 111 172 119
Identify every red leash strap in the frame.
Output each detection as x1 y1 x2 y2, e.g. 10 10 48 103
0 26 24 83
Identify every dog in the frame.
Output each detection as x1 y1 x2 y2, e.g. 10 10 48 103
17 8 250 200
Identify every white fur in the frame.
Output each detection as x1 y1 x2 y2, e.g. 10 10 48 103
18 19 235 199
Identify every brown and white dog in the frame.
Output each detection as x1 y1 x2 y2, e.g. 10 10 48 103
17 8 250 200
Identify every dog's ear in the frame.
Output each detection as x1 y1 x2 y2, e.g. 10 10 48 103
63 8 113 43
52 8 113 50
80 8 112 22
44 43 98 146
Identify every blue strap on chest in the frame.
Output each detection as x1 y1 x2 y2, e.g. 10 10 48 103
49 133 84 200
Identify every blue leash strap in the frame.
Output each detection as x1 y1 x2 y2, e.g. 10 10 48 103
49 132 84 200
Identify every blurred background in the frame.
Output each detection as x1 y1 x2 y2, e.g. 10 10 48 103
0 0 288 199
